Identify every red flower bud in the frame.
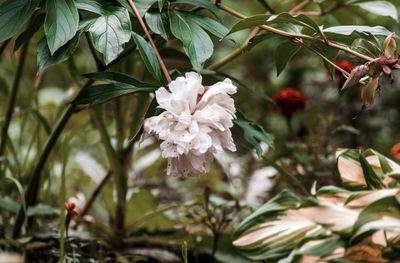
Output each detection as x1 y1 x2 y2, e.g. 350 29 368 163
272 88 307 116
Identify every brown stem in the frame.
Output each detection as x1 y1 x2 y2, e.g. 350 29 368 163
218 4 374 61
80 171 112 217
289 0 310 14
127 0 172 83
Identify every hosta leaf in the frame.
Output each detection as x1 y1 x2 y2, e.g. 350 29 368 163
44 0 79 55
132 32 164 84
275 40 301 76
359 152 385 189
72 71 158 105
0 0 41 43
145 11 170 40
233 119 274 157
353 196 400 240
350 1 398 21
234 189 300 237
37 31 82 72
88 7 132 65
336 149 368 190
169 9 213 71
169 0 222 21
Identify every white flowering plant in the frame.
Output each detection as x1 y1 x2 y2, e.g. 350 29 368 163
0 0 400 262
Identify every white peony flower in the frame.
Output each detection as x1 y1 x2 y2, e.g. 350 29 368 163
143 72 237 177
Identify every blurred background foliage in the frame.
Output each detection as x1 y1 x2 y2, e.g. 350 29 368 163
1 0 400 262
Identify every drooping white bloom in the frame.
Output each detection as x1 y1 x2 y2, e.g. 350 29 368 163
143 72 237 177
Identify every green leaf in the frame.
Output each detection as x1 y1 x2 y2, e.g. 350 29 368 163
323 25 394 39
297 237 346 256
76 0 125 15
115 0 157 17
227 14 270 36
169 0 222 21
6 174 26 215
359 152 385 189
234 189 301 237
169 9 213 71
353 196 400 239
145 10 170 40
227 13 324 39
351 1 398 21
233 119 274 157
37 31 82 72
0 0 41 43
361 75 380 108
14 13 45 51
44 0 79 55
0 196 19 213
27 203 58 216
177 11 239 47
73 72 158 105
88 7 132 65
132 32 164 84
274 40 301 76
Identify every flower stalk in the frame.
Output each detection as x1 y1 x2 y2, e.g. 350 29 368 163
127 0 172 83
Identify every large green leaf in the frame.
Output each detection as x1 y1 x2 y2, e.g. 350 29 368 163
350 1 398 21
132 32 164 84
177 11 239 47
37 31 82 72
169 0 222 21
72 72 158 105
274 40 301 76
234 119 274 157
76 0 117 15
0 0 41 43
169 9 213 71
359 152 385 189
116 0 158 17
44 0 79 55
145 10 170 40
88 7 132 65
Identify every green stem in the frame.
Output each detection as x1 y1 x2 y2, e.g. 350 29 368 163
11 39 138 239
262 156 310 197
12 103 78 238
90 108 126 236
0 41 29 173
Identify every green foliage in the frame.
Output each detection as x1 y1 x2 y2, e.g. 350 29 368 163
44 0 79 55
72 72 157 105
0 0 41 43
132 32 164 84
233 148 400 262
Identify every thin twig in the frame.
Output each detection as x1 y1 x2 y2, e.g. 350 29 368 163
80 171 112 217
289 0 310 14
127 0 172 83
218 4 374 61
